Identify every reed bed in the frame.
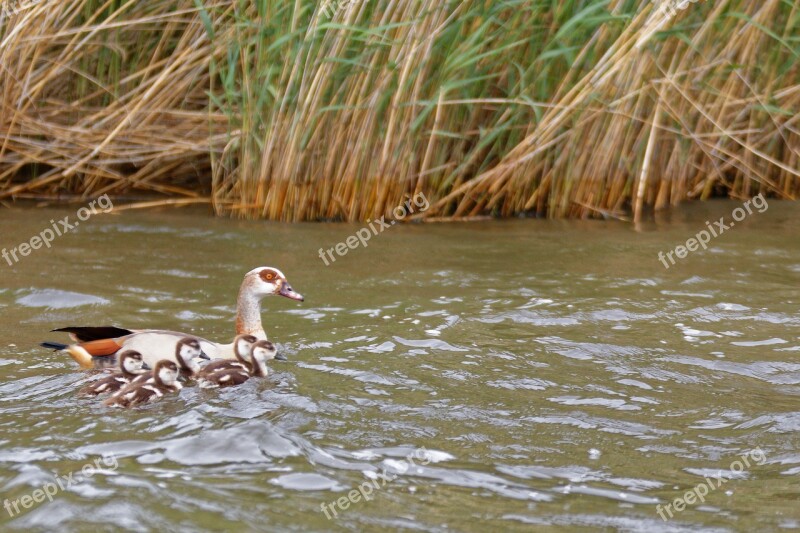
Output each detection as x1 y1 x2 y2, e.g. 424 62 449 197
1 0 798 221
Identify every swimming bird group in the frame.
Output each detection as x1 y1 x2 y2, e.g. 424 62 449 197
94 335 282 407
41 267 301 408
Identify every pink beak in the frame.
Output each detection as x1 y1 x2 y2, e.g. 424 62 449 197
279 281 304 302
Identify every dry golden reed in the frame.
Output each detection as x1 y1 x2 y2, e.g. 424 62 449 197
1 0 797 221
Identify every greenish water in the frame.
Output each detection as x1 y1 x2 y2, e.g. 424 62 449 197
0 201 798 532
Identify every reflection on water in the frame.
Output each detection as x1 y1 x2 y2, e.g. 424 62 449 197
0 202 798 531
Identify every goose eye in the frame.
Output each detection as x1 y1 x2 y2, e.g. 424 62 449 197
259 269 277 282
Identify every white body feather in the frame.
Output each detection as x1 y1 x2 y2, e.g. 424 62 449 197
119 330 266 367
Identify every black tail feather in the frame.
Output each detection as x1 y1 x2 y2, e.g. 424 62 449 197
41 342 68 351
51 326 133 342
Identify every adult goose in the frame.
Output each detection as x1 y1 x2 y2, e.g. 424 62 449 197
41 267 303 368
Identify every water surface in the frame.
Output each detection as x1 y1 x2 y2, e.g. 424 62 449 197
0 201 798 531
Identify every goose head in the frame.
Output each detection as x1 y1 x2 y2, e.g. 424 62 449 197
175 337 209 374
233 334 258 363
250 340 283 377
154 360 180 387
243 267 304 302
119 350 149 375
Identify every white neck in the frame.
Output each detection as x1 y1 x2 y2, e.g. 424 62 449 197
236 285 267 339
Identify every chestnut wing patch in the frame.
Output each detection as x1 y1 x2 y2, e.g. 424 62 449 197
77 338 123 357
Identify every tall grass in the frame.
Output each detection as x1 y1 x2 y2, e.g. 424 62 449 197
0 0 229 202
1 0 798 221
